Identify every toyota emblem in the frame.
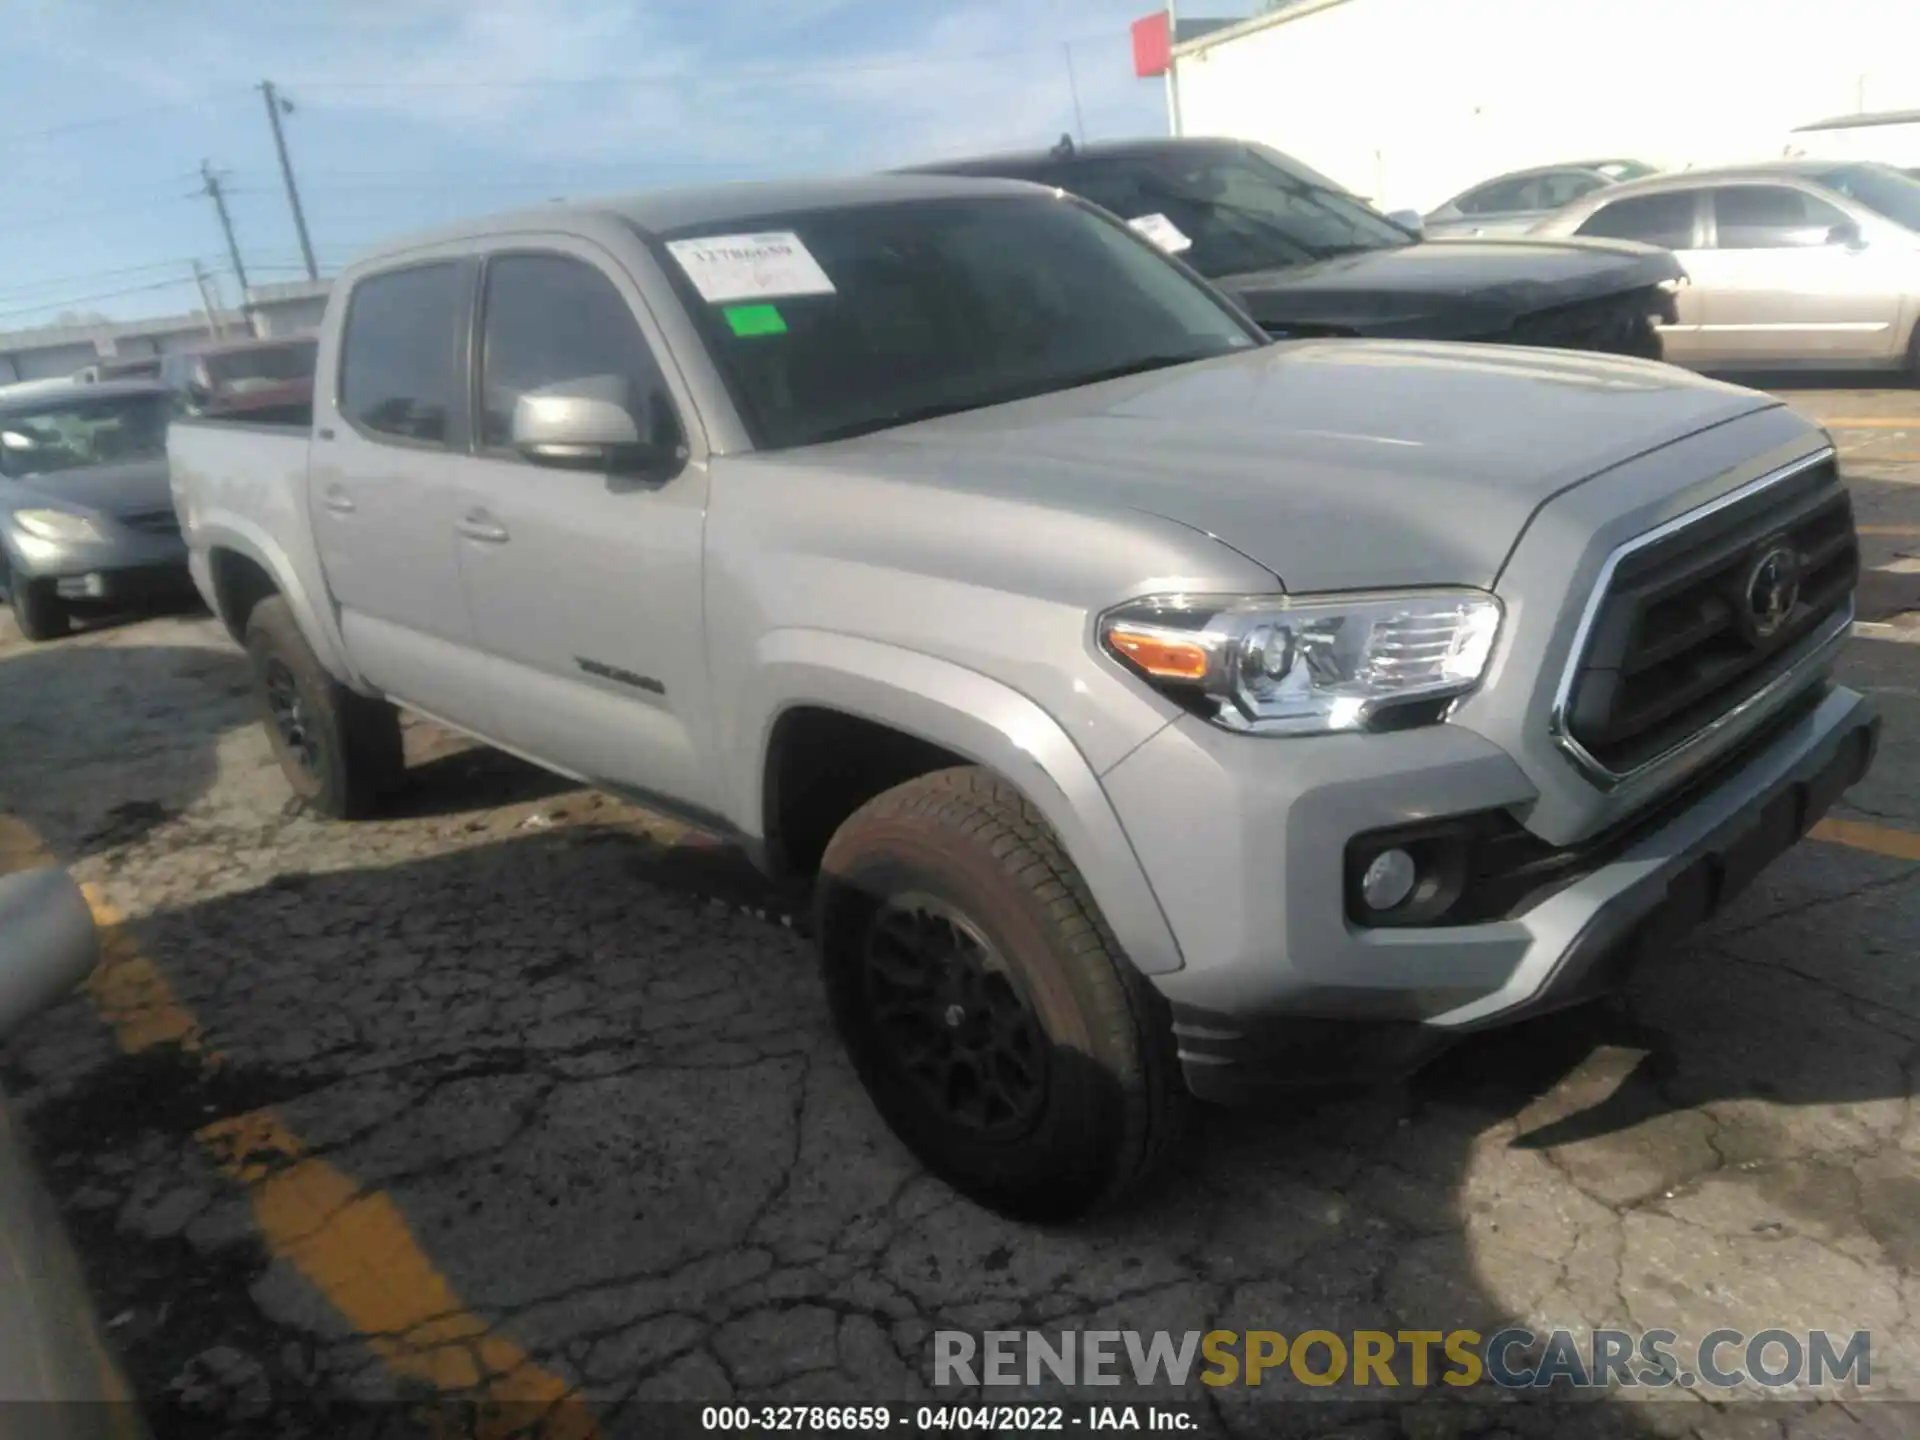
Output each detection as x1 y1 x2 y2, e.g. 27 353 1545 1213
1743 544 1800 641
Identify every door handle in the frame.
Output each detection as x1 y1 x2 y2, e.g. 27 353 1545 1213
321 487 355 515
455 509 510 544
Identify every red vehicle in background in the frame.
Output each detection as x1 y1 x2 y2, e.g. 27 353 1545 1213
159 336 317 425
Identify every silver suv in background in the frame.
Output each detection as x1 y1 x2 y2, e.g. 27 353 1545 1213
1 382 190 641
170 174 1873 1220
1533 160 1920 375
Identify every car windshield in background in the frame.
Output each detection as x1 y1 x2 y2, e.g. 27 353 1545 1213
1814 164 1920 233
206 340 318 387
655 194 1263 451
1005 149 1416 279
1594 160 1660 182
0 393 169 478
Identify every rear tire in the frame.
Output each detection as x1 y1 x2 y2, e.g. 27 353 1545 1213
8 572 69 643
816 766 1186 1221
243 596 404 819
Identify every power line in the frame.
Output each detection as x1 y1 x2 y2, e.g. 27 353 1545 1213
6 196 191 236
0 90 247 146
0 259 204 304
0 276 204 325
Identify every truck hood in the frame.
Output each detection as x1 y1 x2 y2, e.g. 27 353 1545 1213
1213 237 1682 340
813 340 1779 592
2 457 173 520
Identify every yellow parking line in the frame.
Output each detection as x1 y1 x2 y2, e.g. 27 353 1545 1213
1810 818 1920 863
1823 418 1919 429
1859 525 1920 536
1842 453 1920 465
2 817 592 1438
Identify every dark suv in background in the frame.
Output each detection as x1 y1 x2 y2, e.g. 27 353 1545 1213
907 137 1681 358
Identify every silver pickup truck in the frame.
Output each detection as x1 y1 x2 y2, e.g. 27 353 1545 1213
169 173 1876 1221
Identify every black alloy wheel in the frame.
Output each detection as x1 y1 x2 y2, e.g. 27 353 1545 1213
861 894 1049 1137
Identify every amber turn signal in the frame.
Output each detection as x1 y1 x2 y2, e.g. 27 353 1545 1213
1104 626 1210 681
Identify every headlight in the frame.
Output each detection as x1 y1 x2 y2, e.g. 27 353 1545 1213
11 509 101 542
1099 590 1503 736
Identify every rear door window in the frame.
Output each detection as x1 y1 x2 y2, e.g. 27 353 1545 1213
339 263 463 446
1526 171 1609 211
1575 191 1698 249
1707 186 1850 249
1455 177 1533 215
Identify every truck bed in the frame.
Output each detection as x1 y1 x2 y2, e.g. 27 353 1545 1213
166 415 329 647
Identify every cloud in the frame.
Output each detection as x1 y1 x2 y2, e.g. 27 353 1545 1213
13 0 1160 173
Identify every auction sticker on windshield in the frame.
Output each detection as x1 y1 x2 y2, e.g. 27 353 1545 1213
1127 213 1193 254
666 232 837 303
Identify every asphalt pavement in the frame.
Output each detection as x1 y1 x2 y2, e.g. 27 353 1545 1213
4 384 1920 1438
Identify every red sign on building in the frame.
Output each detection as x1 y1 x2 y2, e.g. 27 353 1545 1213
1131 10 1172 77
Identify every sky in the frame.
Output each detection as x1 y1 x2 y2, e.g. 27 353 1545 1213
0 0 1222 334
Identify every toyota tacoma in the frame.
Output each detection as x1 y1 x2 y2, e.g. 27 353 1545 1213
168 173 1873 1221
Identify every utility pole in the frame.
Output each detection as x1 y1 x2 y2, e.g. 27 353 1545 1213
1164 1 1185 137
1063 43 1088 146
259 81 319 282
199 160 251 324
190 260 224 337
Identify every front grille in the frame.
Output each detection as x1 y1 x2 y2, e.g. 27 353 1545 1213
120 508 181 536
1476 287 1667 358
1559 455 1857 777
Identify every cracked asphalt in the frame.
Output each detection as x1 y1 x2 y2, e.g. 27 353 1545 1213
5 385 1920 1439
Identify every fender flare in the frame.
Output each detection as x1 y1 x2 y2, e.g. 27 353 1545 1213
740 630 1185 975
195 517 368 690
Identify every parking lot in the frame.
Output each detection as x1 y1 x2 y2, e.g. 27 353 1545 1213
5 382 1920 1437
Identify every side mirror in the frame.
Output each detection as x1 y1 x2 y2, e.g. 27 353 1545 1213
1386 209 1426 239
511 375 676 473
1826 220 1866 250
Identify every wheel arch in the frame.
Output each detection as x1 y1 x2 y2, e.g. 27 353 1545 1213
741 630 1184 976
196 520 363 689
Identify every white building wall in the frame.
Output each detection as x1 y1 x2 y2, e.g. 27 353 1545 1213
1171 0 1920 214
0 284 328 384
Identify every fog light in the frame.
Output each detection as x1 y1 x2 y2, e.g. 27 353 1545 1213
1360 848 1418 911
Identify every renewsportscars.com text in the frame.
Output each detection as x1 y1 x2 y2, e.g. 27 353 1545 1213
935 1328 1872 1391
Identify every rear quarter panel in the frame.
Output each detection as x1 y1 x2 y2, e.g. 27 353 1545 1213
168 418 362 686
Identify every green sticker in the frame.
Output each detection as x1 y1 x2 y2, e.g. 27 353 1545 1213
724 303 788 337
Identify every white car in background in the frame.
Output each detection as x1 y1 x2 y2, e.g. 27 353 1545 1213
1424 158 1659 238
1532 160 1920 376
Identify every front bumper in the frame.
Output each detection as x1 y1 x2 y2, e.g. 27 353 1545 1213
1103 684 1878 1101
7 525 189 603
47 562 196 605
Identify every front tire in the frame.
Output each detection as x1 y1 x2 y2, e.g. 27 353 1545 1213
816 767 1186 1221
6 567 70 643
243 596 404 819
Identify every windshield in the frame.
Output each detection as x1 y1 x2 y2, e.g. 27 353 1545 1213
0 392 169 478
656 194 1264 451
999 146 1415 279
1813 164 1920 233
205 339 318 387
